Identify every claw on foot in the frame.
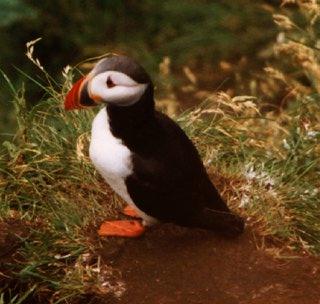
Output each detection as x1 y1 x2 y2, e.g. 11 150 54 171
98 220 145 237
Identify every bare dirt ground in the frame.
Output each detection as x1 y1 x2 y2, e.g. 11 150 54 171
103 224 320 304
1 219 320 303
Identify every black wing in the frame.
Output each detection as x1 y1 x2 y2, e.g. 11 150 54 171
125 112 230 225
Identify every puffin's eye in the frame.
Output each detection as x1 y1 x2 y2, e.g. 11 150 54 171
106 76 116 88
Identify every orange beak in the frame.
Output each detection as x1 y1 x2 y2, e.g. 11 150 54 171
65 76 87 110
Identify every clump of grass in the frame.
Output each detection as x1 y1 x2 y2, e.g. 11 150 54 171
266 0 320 99
179 91 320 253
0 48 124 302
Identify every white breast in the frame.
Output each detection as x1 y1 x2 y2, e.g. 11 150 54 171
89 107 157 225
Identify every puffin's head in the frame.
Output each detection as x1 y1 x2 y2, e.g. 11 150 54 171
65 55 152 110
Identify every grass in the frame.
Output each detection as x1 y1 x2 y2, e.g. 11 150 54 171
180 92 320 248
1 2 320 301
0 72 123 303
0 71 319 302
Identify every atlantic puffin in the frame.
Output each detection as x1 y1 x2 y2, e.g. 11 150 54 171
65 55 245 238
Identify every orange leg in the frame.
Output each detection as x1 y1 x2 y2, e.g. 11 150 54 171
122 205 141 218
98 220 145 237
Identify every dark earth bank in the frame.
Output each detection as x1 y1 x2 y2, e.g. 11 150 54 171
104 224 320 304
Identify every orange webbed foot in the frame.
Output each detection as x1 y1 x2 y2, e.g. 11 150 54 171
122 205 140 218
98 220 145 238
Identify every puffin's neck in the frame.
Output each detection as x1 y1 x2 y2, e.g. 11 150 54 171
106 86 156 150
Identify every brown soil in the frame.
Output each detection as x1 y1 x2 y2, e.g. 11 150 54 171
105 224 320 304
0 218 29 263
1 218 320 303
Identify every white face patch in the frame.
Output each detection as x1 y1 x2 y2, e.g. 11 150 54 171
88 71 148 106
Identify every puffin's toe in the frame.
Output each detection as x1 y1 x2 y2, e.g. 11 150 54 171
98 220 145 237
122 205 141 218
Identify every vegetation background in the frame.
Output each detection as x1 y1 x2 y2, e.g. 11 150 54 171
1 0 278 137
0 0 319 303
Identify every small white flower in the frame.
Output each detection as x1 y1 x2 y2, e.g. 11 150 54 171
307 130 319 138
239 194 250 208
283 139 291 150
244 164 257 180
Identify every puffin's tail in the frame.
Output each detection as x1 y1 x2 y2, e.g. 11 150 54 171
193 208 245 237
